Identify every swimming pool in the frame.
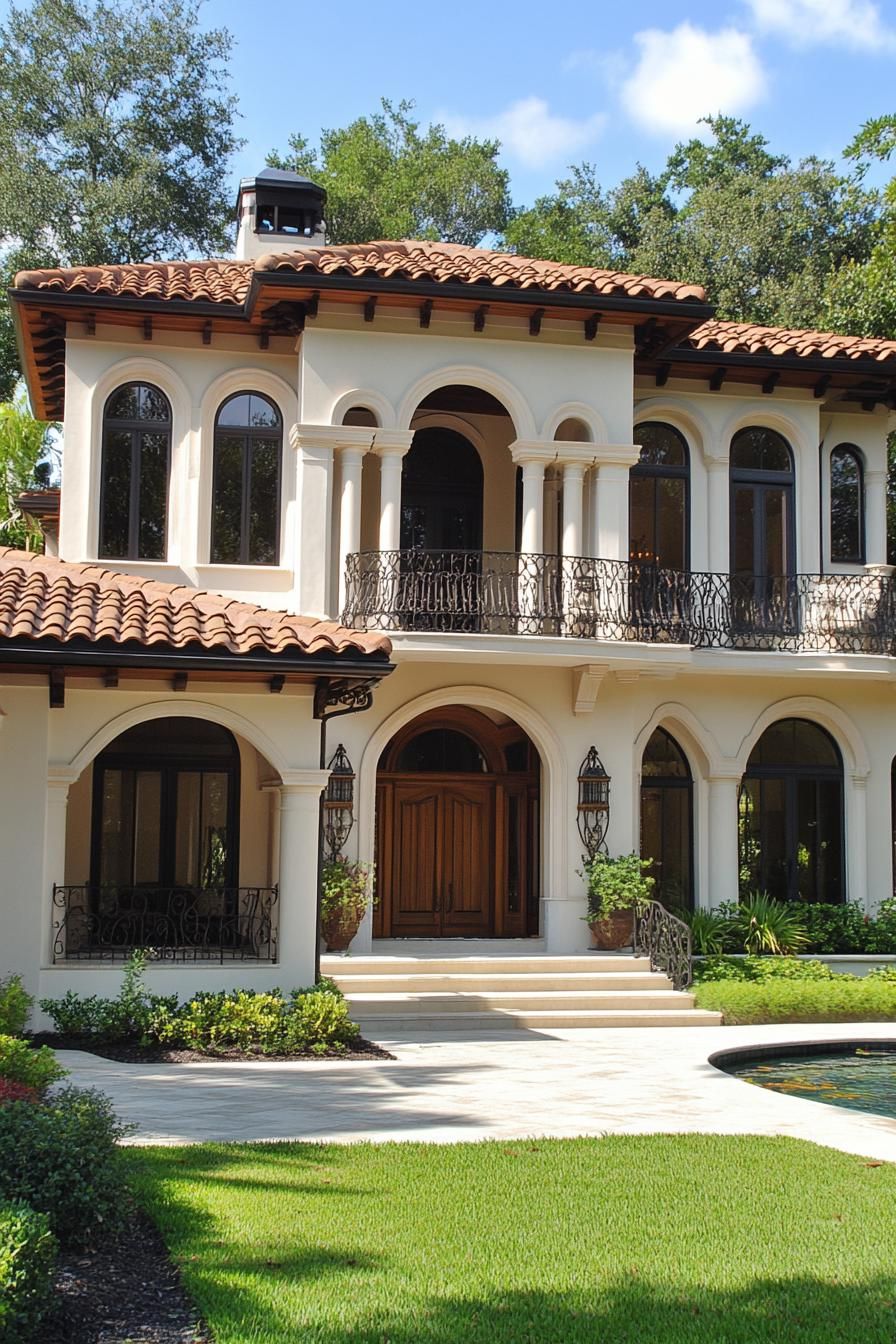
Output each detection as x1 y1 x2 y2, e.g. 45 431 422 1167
712 1041 896 1120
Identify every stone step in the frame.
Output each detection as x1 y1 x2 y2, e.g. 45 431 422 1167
353 1008 722 1032
323 955 651 976
333 972 672 993
344 990 691 1013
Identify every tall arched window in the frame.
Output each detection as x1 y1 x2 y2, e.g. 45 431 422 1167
630 422 689 570
212 393 282 564
730 426 795 630
739 718 843 904
99 382 171 559
640 727 693 908
830 445 865 563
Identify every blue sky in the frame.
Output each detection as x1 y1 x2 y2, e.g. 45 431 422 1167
208 0 896 204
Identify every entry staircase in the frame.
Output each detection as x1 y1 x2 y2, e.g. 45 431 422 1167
322 943 721 1036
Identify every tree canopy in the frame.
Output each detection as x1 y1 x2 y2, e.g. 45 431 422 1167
0 0 240 400
0 397 57 549
267 99 512 247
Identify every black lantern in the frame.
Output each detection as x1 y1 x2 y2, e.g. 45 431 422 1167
577 746 610 858
323 744 355 860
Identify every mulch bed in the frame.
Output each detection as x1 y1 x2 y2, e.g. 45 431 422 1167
44 1209 211 1344
32 1032 394 1063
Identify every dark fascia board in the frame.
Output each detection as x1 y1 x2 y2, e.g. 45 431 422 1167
9 287 243 321
660 344 896 382
0 637 394 681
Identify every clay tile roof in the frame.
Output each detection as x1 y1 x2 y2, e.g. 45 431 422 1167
687 318 896 364
12 259 253 306
255 239 708 304
0 549 391 662
13 241 707 307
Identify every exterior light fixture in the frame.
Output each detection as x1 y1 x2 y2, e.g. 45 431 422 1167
577 746 610 858
323 743 355 859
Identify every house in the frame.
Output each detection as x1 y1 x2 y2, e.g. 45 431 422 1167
3 167 895 1009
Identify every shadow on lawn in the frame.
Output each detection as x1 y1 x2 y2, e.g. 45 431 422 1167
179 1278 896 1344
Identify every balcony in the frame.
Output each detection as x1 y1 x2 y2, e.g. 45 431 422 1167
52 884 279 963
342 550 896 655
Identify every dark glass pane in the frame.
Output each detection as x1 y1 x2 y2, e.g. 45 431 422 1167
106 717 237 759
816 779 843 904
99 429 131 558
175 771 201 887
133 771 162 884
201 773 230 887
830 447 863 561
732 486 756 575
395 729 487 773
106 384 140 420
656 477 686 570
99 769 133 885
642 728 690 779
137 385 171 422
212 435 244 563
248 395 280 429
403 429 483 491
763 488 788 576
634 421 687 467
629 476 655 562
759 777 788 900
749 719 840 770
731 427 793 474
248 439 279 563
217 395 253 428
738 779 762 892
137 431 168 559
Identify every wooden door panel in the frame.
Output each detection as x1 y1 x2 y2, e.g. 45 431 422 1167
441 783 493 936
391 785 440 934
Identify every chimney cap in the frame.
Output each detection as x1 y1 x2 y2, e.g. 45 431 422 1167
236 167 326 214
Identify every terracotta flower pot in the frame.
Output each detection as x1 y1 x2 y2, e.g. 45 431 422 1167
588 909 635 951
321 910 363 952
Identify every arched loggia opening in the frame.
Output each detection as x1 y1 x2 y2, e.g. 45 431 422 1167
375 707 541 938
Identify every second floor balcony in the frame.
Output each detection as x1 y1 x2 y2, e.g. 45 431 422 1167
342 550 896 656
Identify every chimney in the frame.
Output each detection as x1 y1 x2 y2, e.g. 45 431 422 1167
235 168 327 260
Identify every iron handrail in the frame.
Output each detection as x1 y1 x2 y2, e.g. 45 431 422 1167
633 899 693 991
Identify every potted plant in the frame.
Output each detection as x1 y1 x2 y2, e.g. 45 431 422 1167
320 857 374 952
581 851 654 950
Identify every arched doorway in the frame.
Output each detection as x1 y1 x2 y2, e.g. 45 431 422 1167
640 727 693 909
375 707 540 937
738 718 844 903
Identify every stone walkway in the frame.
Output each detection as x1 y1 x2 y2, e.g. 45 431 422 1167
57 1021 896 1160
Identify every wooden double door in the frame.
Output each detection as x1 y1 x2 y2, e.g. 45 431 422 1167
378 776 495 937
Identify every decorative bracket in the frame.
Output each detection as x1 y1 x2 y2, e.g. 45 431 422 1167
573 664 609 715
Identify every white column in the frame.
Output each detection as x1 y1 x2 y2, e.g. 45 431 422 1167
847 772 869 911
865 469 888 568
374 431 414 553
706 456 730 574
589 446 641 563
277 770 331 985
707 773 741 910
561 463 585 558
510 445 550 634
336 433 372 618
290 425 338 618
519 460 547 553
43 769 76 964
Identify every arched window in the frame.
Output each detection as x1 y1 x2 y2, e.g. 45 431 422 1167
212 393 282 564
640 727 693 908
739 718 843 904
730 426 796 630
630 422 689 571
830 445 865 563
99 382 171 559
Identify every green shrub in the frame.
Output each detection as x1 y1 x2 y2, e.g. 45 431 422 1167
866 964 896 981
0 1086 131 1248
694 956 836 984
0 1037 66 1096
0 1201 57 1343
730 892 808 955
0 976 31 1037
682 909 730 956
863 897 896 954
283 990 360 1054
581 851 654 922
40 953 179 1044
694 977 896 1024
156 985 360 1054
801 900 869 954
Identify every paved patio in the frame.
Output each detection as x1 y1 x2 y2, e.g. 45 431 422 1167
55 1020 896 1160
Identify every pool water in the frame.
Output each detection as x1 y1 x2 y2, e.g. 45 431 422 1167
726 1046 896 1120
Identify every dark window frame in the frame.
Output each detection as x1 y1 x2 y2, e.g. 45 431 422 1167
640 727 694 909
630 421 691 573
829 444 866 564
99 382 171 561
211 392 283 566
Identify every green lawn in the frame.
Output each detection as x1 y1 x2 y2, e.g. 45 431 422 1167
127 1135 896 1344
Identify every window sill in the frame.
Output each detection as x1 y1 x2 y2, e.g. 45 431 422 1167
194 564 293 581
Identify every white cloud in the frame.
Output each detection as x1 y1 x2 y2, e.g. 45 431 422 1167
746 0 896 50
620 23 766 136
443 98 606 170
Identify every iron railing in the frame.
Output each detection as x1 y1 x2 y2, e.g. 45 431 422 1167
342 550 896 654
52 884 278 963
633 900 693 991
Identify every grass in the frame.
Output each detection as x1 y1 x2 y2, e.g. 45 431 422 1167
127 1135 896 1343
694 978 896 1024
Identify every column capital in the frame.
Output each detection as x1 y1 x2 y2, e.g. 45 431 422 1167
372 429 414 458
47 765 79 792
510 439 553 467
289 423 340 456
865 468 887 486
704 451 730 470
707 767 743 783
280 769 331 795
591 444 642 471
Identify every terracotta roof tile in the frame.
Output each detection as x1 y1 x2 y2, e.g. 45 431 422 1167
687 319 896 364
0 550 391 662
12 259 252 306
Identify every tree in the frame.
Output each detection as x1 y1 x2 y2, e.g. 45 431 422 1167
268 100 512 247
0 397 58 549
0 0 240 399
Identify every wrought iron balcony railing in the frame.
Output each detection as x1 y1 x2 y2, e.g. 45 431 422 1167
342 550 896 655
52 884 278 963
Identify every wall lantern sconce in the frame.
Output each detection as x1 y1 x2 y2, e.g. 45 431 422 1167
577 746 610 858
323 743 355 860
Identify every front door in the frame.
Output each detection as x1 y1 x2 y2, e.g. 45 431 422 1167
388 779 494 937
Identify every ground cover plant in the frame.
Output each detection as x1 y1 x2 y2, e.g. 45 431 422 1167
683 897 896 956
128 1134 896 1344
692 955 896 1023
